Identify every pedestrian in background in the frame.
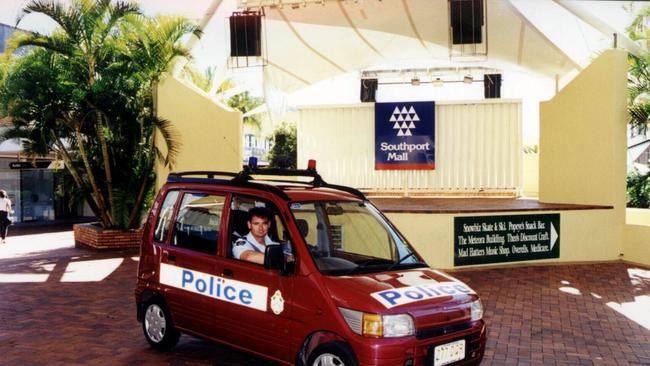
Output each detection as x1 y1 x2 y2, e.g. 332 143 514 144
0 190 13 244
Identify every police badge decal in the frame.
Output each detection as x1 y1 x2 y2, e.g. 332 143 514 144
270 290 284 315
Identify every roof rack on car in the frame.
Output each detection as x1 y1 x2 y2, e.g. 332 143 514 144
168 170 292 199
236 159 366 200
167 159 366 200
168 171 238 179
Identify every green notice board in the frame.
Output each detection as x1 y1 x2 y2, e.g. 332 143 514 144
454 214 560 266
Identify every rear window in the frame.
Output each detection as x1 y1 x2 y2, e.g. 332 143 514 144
153 190 179 243
171 193 225 254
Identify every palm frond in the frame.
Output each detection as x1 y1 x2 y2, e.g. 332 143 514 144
628 103 650 132
20 0 83 43
152 117 181 168
6 32 75 56
217 79 237 93
96 0 141 50
627 7 650 41
111 188 134 229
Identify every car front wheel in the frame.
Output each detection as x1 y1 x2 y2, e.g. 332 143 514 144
307 342 358 366
142 300 180 351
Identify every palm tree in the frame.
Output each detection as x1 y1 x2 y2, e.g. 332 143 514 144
627 8 650 132
0 0 200 228
625 7 650 207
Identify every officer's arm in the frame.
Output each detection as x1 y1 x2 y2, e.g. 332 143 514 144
240 250 264 265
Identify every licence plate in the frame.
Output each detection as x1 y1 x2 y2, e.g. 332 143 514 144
433 339 465 366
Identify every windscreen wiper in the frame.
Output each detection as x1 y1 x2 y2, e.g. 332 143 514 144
387 252 426 271
340 258 389 276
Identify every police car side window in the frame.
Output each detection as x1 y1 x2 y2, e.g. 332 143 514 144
153 190 179 243
172 193 225 254
229 197 292 257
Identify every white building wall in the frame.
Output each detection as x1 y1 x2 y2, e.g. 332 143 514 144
297 100 522 194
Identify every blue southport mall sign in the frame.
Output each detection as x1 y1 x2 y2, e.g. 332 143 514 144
375 101 435 170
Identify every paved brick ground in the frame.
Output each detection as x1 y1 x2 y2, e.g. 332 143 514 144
1 232 649 365
458 265 650 366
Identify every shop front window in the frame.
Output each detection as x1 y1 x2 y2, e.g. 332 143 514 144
20 170 54 222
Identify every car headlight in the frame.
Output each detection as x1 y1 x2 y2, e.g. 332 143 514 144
382 314 415 337
339 307 414 338
470 299 483 321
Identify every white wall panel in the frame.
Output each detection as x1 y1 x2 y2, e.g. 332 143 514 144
297 100 522 193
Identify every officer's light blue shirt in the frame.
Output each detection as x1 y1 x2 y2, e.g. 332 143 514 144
232 232 278 259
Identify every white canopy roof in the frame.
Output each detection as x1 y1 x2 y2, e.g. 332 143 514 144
187 0 639 93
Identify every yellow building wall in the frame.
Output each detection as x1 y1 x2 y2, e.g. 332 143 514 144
626 208 650 225
387 209 620 270
155 76 242 189
522 153 539 197
623 224 650 266
539 49 628 262
624 209 650 266
539 49 627 209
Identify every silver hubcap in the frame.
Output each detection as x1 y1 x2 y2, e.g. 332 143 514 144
144 304 166 343
313 353 344 366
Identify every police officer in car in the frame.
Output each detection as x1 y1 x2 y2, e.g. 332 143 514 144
233 207 280 264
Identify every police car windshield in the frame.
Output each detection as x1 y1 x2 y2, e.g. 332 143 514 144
290 201 426 275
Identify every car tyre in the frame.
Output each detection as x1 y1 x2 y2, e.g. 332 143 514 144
307 342 358 366
142 299 180 351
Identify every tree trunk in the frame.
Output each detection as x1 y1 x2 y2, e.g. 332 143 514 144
75 125 113 227
127 156 152 229
52 137 102 219
127 127 158 229
95 111 114 221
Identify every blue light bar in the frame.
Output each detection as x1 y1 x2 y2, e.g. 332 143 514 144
248 156 258 169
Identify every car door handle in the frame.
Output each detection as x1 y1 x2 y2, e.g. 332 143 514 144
167 254 176 262
222 268 233 277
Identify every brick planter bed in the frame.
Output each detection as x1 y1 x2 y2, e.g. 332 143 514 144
73 223 142 250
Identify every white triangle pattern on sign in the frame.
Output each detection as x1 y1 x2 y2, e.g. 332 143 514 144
550 223 558 251
387 105 422 137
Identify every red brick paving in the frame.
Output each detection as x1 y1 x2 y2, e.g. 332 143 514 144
454 264 650 366
1 232 649 365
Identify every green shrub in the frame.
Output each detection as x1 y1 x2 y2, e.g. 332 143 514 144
627 170 650 208
267 123 297 169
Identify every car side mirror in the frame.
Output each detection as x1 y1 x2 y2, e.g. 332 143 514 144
264 244 284 270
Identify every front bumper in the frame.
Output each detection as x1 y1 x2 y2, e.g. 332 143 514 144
349 320 486 366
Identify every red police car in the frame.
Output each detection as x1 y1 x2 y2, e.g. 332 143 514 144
135 161 486 366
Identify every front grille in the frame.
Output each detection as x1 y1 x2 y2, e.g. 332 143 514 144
416 321 475 340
